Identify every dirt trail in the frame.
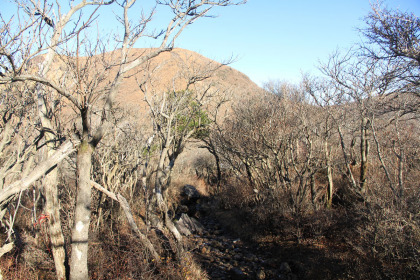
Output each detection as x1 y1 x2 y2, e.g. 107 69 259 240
185 214 297 280
181 199 367 280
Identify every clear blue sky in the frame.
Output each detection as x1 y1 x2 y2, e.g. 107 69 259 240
2 0 420 86
173 0 420 85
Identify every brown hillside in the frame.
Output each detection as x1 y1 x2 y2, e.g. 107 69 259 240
113 48 263 114
25 48 262 136
29 48 262 116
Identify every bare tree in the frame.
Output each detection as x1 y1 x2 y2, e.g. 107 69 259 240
1 0 246 279
212 81 327 216
310 5 420 273
358 2 419 198
1 2 113 278
0 82 37 259
303 77 341 208
360 2 420 108
139 58 221 252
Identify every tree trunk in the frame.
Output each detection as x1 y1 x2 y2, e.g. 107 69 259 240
310 172 317 210
44 168 67 280
325 140 334 208
41 126 67 280
337 126 358 190
214 150 222 193
70 141 93 280
397 148 404 198
34 77 68 279
371 119 397 197
204 139 222 193
244 160 254 187
149 147 184 254
155 167 183 245
360 117 369 192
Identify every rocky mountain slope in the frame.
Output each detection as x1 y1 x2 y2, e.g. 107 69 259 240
113 48 263 114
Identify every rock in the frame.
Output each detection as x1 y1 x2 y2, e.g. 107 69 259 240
213 229 224 235
257 269 266 280
175 213 205 236
233 253 242 261
279 262 292 274
229 267 245 280
210 270 224 279
222 255 231 262
251 262 259 270
200 246 208 254
182 184 201 200
289 260 305 273
177 204 189 213
279 273 298 280
210 247 219 254
288 273 298 280
210 240 223 249
244 254 256 262
181 185 202 216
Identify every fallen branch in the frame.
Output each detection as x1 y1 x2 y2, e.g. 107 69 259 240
0 242 13 258
0 140 78 205
90 181 161 263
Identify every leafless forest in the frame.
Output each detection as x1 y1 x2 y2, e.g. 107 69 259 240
0 1 418 279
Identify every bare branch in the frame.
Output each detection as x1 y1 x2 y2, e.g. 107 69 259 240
0 139 78 205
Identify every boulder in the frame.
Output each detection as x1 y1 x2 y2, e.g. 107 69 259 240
180 185 202 217
175 213 205 236
182 184 201 200
229 267 245 280
279 262 292 274
256 269 266 280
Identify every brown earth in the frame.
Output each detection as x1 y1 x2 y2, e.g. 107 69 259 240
114 48 262 111
30 47 263 131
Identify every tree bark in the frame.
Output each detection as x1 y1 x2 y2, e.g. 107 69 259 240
214 149 222 193
44 167 67 280
371 119 397 196
149 145 184 253
70 141 93 280
325 140 334 208
360 117 369 192
39 105 67 280
337 126 358 190
310 172 317 210
397 148 404 197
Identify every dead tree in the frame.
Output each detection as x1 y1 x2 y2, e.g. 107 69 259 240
1 0 246 279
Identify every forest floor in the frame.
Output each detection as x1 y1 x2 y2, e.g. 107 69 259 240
183 199 382 280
